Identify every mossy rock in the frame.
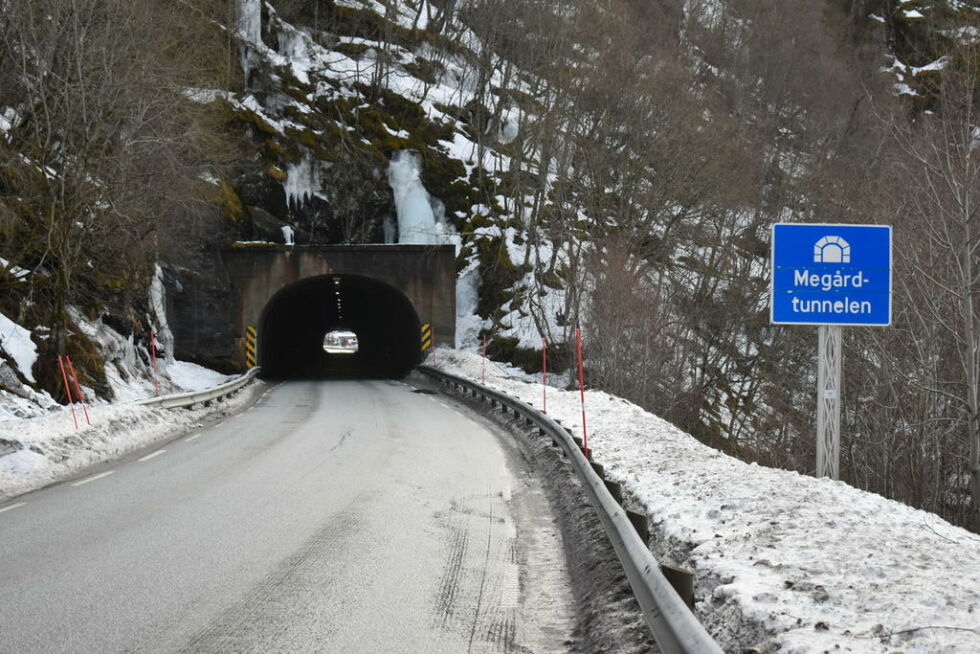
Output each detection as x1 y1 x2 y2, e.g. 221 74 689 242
262 139 289 160
538 269 564 290
349 104 394 140
496 85 546 115
283 104 321 129
469 213 494 229
227 106 280 137
433 102 469 124
33 326 113 403
403 58 444 85
279 78 314 104
354 85 425 129
418 119 456 145
419 150 467 211
462 99 493 133
311 5 421 50
216 182 245 222
455 246 474 273
266 165 288 182
496 169 537 196
284 126 319 148
475 236 523 320
334 41 373 59
485 334 571 375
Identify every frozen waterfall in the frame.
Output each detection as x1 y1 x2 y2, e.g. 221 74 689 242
388 150 440 245
236 0 262 77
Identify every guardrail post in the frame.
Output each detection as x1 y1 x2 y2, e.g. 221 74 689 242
660 565 695 610
626 509 649 543
604 479 623 504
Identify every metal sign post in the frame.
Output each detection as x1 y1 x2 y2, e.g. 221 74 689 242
816 325 842 479
771 223 891 480
542 337 548 414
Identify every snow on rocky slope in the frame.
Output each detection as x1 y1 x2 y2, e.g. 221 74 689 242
426 348 980 654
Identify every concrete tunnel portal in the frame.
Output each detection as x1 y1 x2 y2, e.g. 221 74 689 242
259 274 423 379
213 244 455 378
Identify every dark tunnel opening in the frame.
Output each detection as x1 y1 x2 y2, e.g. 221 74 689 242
258 274 422 379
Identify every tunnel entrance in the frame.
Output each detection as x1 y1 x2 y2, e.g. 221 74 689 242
258 274 422 379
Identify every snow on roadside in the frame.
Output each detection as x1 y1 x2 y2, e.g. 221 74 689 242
1 291 238 501
427 347 980 654
167 361 231 392
0 375 258 502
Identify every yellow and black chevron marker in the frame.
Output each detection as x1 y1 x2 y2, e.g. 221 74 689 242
245 326 257 369
420 323 433 352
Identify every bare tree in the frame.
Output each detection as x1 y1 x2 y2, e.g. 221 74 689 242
886 58 980 524
0 0 237 392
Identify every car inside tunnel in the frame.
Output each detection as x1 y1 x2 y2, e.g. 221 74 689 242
258 274 423 379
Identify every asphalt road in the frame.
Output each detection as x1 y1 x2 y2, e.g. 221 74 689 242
0 379 576 653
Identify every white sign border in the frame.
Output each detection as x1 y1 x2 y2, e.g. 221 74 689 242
769 222 893 327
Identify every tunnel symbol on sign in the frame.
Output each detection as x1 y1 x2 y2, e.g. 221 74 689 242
813 236 850 263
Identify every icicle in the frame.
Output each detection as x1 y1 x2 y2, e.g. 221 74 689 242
236 0 263 77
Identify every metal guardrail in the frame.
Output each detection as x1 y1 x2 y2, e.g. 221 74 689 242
136 367 262 409
417 365 723 654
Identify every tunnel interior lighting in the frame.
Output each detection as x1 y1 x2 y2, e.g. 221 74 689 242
258 273 422 379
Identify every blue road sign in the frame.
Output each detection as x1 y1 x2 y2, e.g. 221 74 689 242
771 223 892 326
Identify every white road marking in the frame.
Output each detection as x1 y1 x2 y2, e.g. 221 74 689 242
184 433 202 442
138 449 166 462
0 502 26 515
71 471 114 487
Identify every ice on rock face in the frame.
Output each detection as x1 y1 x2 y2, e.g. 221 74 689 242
236 0 262 76
383 216 397 244
388 150 439 245
455 267 482 349
281 225 295 245
284 153 325 211
0 311 37 383
150 265 175 366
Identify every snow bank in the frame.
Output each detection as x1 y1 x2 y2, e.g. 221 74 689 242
427 348 980 654
0 373 254 502
167 360 231 392
1 302 236 499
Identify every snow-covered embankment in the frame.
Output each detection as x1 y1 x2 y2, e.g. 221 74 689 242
427 348 980 654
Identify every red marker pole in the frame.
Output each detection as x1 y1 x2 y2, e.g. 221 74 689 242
65 356 91 426
576 328 589 459
57 355 78 430
150 330 159 396
542 337 548 414
481 333 488 384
